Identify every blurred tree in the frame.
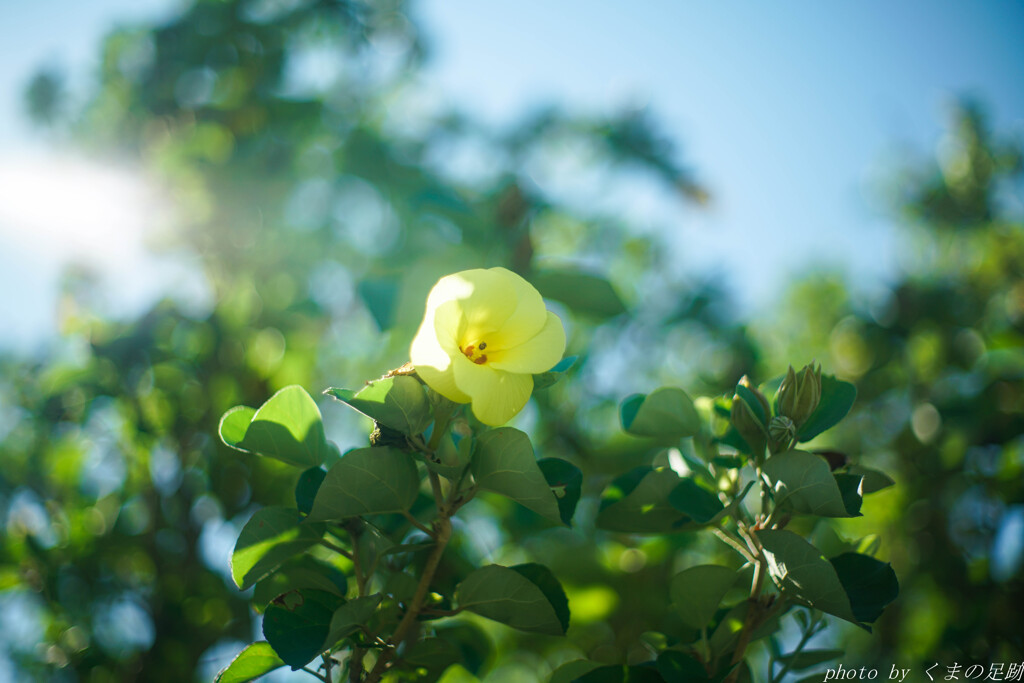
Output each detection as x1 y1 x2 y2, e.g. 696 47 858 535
1 1 759 681
755 102 1024 664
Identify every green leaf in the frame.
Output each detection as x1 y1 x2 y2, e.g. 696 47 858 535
253 556 348 612
597 467 692 533
403 637 460 679
575 665 666 682
669 565 737 629
237 386 329 468
219 406 257 451
325 594 383 646
306 447 420 522
424 430 472 480
833 473 864 517
550 660 602 683
214 642 285 683
847 466 895 494
471 428 562 523
384 571 419 602
667 478 725 524
326 375 432 436
776 649 845 671
538 457 583 526
735 384 768 426
295 467 326 516
531 269 626 319
231 507 325 590
709 602 782 658
432 623 493 677
830 553 899 623
509 563 570 633
533 355 578 390
262 589 342 669
358 277 399 330
657 650 709 682
797 376 856 442
712 455 745 469
763 450 852 518
455 563 570 635
621 388 700 439
756 530 858 624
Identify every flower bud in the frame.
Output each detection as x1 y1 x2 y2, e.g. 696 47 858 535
768 415 797 454
731 378 770 457
775 362 822 428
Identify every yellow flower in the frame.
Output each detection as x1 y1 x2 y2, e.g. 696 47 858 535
410 267 566 426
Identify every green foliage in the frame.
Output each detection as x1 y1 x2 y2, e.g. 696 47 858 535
667 478 726 523
326 375 432 436
530 269 627 319
326 594 383 646
795 375 856 442
763 450 851 518
262 589 343 669
829 553 900 624
224 386 330 468
537 457 583 526
597 467 692 533
231 506 325 590
670 565 738 629
295 466 327 515
456 564 570 636
252 556 348 613
471 428 563 524
620 387 701 439
307 447 421 521
11 0 1015 676
214 642 284 683
757 530 859 624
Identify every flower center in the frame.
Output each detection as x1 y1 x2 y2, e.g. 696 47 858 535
461 341 488 365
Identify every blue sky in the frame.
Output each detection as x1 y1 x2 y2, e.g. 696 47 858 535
1 0 1023 351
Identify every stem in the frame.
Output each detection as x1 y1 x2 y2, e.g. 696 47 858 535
363 411 459 683
421 606 464 617
363 517 453 683
347 526 368 681
349 647 363 683
428 470 445 514
322 654 333 682
320 539 354 560
426 404 455 452
723 515 770 683
445 465 471 506
770 613 820 683
302 666 329 682
712 526 756 564
448 485 478 515
402 510 435 537
757 465 770 520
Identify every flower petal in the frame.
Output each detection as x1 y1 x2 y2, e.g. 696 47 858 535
488 311 566 374
452 358 534 426
489 268 548 348
415 363 470 403
411 300 470 403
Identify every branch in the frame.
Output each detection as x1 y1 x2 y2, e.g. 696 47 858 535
402 509 435 537
363 517 453 683
301 666 329 682
770 612 821 683
712 526 756 564
319 538 353 560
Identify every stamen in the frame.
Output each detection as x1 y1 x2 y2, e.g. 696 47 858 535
462 345 474 358
473 355 487 365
